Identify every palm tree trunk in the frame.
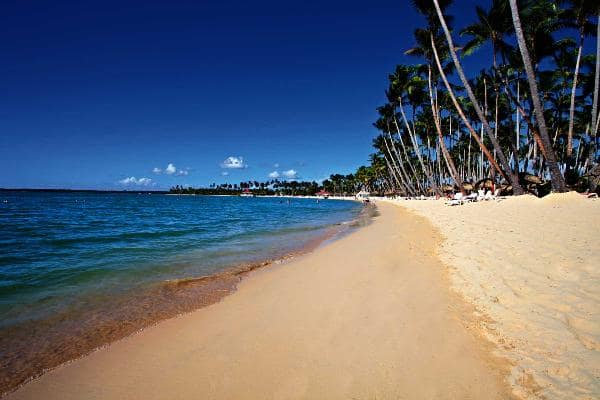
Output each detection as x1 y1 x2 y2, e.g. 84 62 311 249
516 79 521 150
592 16 600 137
589 16 600 168
498 69 553 163
392 113 424 192
383 134 413 195
430 35 507 181
427 63 464 193
383 151 403 194
567 33 584 158
432 0 525 195
386 132 417 195
508 0 567 192
399 134 423 191
467 134 472 181
494 92 499 162
398 102 442 196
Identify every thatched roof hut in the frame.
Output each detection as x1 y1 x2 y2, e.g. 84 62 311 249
500 184 512 195
474 178 495 190
520 173 544 185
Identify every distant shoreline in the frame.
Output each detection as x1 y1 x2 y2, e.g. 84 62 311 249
0 189 358 201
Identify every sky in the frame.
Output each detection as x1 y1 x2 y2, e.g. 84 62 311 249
1 0 489 190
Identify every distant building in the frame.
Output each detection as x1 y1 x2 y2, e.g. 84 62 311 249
316 190 330 199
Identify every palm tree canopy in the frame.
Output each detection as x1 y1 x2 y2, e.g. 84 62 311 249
460 0 514 64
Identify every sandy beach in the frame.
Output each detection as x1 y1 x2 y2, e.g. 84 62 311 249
4 0 598 398
388 193 600 399
6 202 513 400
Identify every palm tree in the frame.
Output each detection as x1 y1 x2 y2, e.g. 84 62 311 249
375 107 416 195
389 64 442 195
509 0 568 192
405 2 466 192
460 0 514 69
593 15 600 137
560 0 598 157
432 0 526 195
427 57 465 193
590 15 600 167
429 35 506 181
360 0 598 195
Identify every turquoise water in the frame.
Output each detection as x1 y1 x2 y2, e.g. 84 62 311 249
0 191 363 392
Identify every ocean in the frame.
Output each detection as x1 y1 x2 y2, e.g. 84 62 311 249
0 191 365 393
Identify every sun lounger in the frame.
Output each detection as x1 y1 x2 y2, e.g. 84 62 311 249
483 188 501 201
464 193 478 202
446 193 464 206
477 189 485 202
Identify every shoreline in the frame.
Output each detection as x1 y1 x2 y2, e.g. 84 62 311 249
0 200 373 397
6 202 514 400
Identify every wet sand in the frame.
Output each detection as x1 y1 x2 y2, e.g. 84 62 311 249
6 203 513 399
0 219 357 395
388 193 600 399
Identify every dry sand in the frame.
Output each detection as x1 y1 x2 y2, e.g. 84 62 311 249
6 203 512 400
388 192 600 400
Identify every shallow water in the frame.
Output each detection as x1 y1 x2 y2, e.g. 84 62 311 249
0 191 363 393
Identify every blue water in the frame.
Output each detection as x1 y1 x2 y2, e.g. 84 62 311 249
0 191 363 391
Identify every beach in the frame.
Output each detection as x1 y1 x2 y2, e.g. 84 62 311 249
4 0 599 398
6 202 513 400
386 193 600 399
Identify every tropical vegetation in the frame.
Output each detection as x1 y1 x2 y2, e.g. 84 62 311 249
169 180 321 196
364 0 599 196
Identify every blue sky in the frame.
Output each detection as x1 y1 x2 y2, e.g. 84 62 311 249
1 0 487 190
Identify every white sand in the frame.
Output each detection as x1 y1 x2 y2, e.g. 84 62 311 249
7 203 512 400
385 192 600 399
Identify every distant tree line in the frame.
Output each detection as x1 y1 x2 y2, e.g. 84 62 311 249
169 180 322 196
168 172 388 196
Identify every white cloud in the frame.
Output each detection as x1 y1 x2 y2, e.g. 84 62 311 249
221 156 246 169
282 169 297 179
155 163 189 176
268 171 280 178
165 163 177 175
221 171 229 176
119 177 137 185
274 163 280 168
118 177 154 186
